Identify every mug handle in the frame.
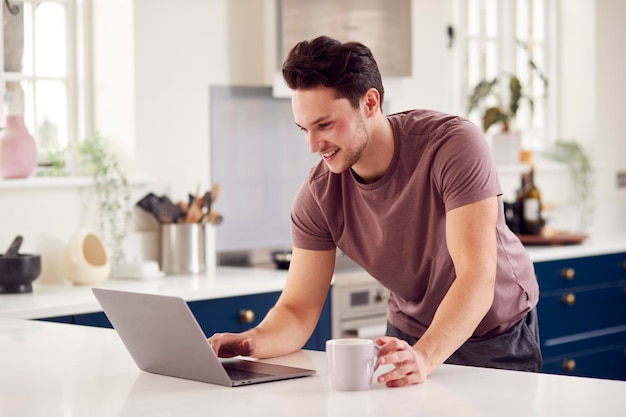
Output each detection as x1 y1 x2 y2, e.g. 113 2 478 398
373 344 381 371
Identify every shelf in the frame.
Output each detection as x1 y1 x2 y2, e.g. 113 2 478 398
0 176 153 189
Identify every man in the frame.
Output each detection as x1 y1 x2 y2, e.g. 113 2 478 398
209 36 541 387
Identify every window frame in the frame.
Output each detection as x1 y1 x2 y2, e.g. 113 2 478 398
1 0 91 159
450 0 559 151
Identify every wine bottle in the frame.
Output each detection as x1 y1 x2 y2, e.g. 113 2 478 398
522 165 542 235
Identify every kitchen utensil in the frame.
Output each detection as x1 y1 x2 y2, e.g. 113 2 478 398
184 192 204 224
206 211 223 225
210 183 221 203
0 236 41 294
137 193 184 224
161 223 206 274
4 235 23 257
198 191 212 223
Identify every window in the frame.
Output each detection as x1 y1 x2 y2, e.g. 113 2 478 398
2 0 84 160
455 0 555 150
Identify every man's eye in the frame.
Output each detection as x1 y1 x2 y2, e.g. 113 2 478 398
319 122 331 129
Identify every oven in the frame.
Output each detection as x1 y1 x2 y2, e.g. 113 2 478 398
331 264 389 340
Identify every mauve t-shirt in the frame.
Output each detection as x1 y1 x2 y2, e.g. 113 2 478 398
291 109 538 340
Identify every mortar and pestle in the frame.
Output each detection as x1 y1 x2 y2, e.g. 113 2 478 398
0 235 41 294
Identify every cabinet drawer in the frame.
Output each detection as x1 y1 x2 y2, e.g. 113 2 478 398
38 291 331 351
537 284 626 342
189 292 281 336
189 291 332 351
38 311 113 328
542 343 626 381
534 253 626 291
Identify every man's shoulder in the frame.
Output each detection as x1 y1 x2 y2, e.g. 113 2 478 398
387 109 472 136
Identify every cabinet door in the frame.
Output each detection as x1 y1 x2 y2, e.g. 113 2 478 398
281 0 412 76
542 342 626 381
38 312 113 328
189 291 331 351
534 252 626 380
73 312 113 328
36 315 74 325
538 285 626 349
189 292 281 336
37 291 332 351
534 253 626 291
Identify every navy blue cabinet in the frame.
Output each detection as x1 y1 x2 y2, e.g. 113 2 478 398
534 252 626 380
37 290 331 351
188 291 331 351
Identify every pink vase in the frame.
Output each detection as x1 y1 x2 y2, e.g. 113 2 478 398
0 115 37 179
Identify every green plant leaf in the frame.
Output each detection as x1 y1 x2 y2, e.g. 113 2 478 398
483 107 508 131
509 76 522 116
75 132 131 268
468 78 498 113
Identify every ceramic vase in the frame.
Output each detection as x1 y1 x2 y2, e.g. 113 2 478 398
0 114 37 179
61 230 111 285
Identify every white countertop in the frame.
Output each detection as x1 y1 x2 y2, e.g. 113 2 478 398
0 266 290 319
523 230 626 262
1 231 625 320
1 317 624 417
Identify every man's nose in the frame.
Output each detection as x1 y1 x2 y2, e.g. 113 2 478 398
307 131 322 154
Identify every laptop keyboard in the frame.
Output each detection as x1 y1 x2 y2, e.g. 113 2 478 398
224 366 273 381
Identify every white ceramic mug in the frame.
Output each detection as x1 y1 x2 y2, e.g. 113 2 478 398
326 338 380 391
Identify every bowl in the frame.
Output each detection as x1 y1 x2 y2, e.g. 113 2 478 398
0 254 41 294
271 250 292 270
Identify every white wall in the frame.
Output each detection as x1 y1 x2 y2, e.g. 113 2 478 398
593 0 626 232
536 0 626 233
1 0 625 284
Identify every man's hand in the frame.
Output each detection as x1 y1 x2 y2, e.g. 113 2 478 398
208 332 256 358
375 336 430 387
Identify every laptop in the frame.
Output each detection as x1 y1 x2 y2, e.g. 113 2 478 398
92 288 315 387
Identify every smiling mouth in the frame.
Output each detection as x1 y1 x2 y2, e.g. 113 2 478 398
322 149 338 159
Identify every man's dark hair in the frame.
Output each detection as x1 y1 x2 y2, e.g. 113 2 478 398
282 36 385 110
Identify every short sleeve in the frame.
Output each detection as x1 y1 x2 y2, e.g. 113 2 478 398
431 120 502 212
290 180 337 251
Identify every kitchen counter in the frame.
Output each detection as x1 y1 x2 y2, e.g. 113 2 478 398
523 230 626 262
1 231 625 321
1 317 624 417
0 266 289 319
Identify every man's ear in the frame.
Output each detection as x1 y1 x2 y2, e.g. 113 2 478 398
362 88 381 116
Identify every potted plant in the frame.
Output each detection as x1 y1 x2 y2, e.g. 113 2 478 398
467 48 548 163
468 74 525 133
543 140 594 232
75 132 132 270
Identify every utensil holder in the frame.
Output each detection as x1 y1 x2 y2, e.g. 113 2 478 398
160 224 208 274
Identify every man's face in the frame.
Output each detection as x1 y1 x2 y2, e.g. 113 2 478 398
292 87 369 174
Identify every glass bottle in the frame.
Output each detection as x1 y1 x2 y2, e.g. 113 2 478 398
522 165 542 235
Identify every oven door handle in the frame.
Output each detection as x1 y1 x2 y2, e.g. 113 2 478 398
340 317 387 339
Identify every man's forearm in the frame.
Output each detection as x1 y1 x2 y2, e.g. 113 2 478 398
413 274 494 372
247 302 320 358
